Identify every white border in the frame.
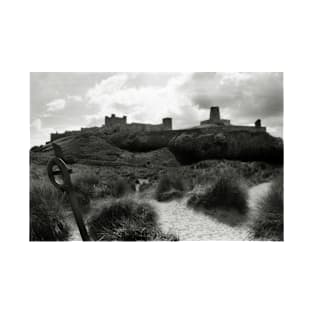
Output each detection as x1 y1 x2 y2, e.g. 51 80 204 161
1 1 313 312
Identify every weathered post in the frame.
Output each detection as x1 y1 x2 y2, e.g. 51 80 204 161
47 144 90 241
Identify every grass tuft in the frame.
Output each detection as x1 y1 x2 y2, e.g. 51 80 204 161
88 199 178 241
187 174 249 225
30 180 70 241
252 175 284 241
189 175 248 214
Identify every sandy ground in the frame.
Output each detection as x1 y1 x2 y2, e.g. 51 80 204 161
149 182 272 241
65 213 82 241
66 182 272 241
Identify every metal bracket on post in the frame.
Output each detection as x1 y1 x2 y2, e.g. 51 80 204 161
47 145 90 241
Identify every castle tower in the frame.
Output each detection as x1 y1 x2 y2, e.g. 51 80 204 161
104 114 127 127
162 117 172 130
200 106 230 126
210 106 220 121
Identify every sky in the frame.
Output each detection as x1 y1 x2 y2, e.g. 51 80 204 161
30 72 283 147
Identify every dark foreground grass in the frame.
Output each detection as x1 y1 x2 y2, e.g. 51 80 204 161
187 175 248 226
88 199 178 241
252 175 283 241
30 181 70 241
155 174 185 202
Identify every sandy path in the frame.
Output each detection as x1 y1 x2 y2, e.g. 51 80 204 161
248 182 271 214
63 212 83 241
148 182 272 241
65 182 272 241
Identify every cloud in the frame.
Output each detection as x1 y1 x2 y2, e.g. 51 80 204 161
46 98 66 112
188 72 283 121
67 95 83 102
31 72 283 145
83 72 283 133
86 74 128 101
30 118 42 130
85 73 202 127
30 118 55 146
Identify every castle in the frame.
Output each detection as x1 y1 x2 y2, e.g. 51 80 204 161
49 106 265 142
104 114 172 132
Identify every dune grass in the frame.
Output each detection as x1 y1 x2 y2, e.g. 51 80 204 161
252 175 284 241
155 174 185 202
30 180 70 241
88 199 178 241
189 175 248 213
187 174 249 226
72 172 100 198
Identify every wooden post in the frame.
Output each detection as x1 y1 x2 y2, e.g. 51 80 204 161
47 145 90 241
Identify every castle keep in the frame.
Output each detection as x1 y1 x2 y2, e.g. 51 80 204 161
200 106 231 126
49 107 265 142
104 114 127 127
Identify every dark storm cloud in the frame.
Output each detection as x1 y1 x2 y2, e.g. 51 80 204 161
188 72 283 121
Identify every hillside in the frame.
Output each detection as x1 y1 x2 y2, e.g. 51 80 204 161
103 127 283 164
31 126 283 166
30 132 179 168
30 127 283 243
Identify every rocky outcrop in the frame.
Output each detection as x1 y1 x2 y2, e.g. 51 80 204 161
168 130 283 164
102 127 283 164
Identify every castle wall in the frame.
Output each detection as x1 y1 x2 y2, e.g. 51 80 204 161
51 133 65 141
50 130 80 142
127 123 170 132
103 114 172 132
81 127 99 132
201 119 231 126
50 108 265 144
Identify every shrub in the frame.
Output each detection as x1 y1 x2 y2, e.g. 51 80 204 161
155 174 185 201
252 175 284 241
30 181 70 241
188 174 248 215
88 199 178 241
111 178 134 198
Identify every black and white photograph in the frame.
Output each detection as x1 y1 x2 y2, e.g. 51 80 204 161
30 72 283 241
2 1 313 312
